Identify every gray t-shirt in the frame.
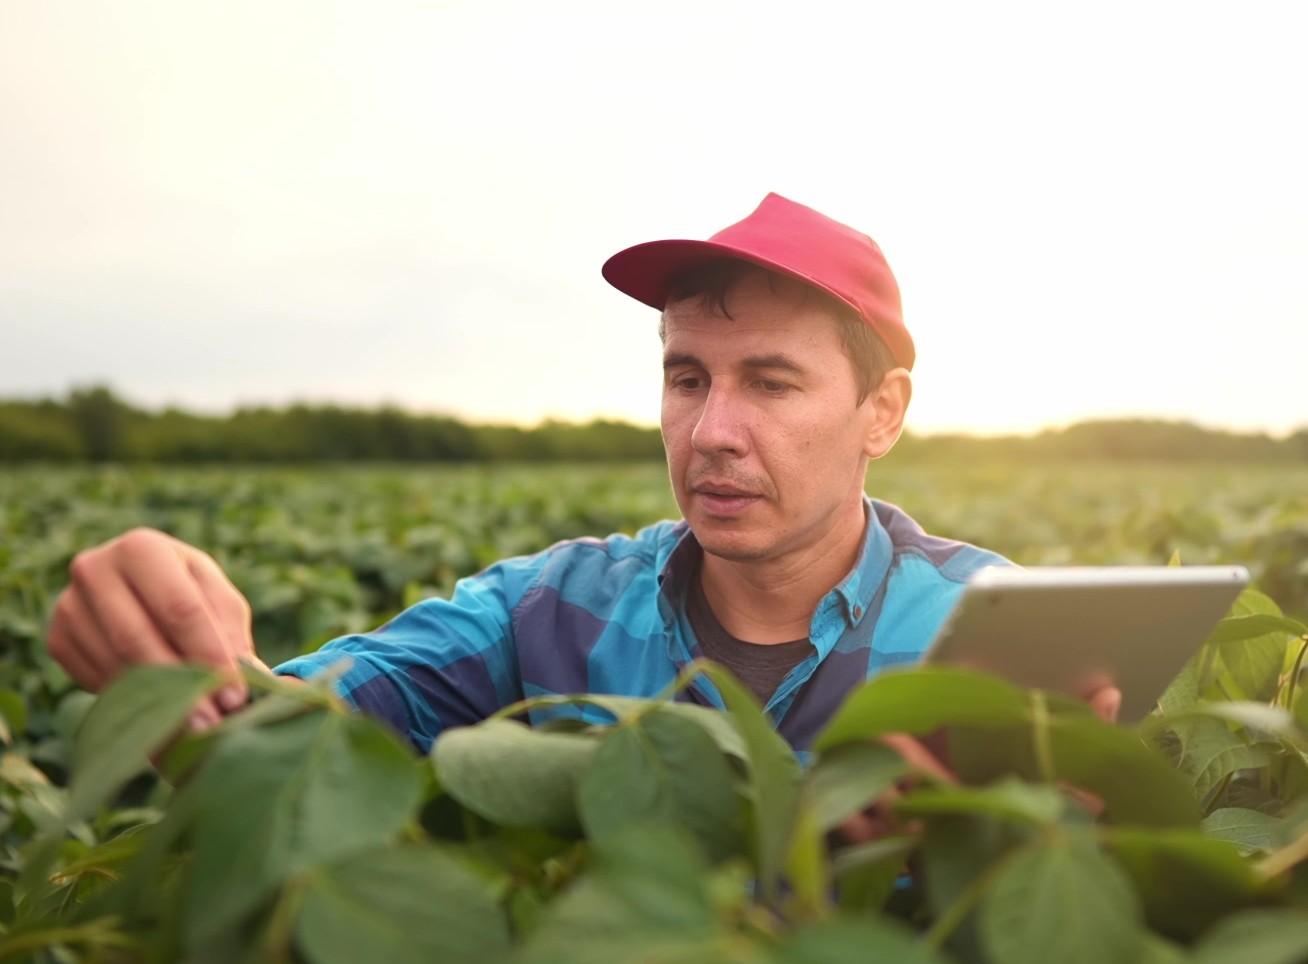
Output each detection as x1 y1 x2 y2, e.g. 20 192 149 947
685 561 815 706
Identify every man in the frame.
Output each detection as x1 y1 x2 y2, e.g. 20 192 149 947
46 193 1119 753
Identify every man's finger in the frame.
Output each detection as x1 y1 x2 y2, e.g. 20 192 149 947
880 733 958 784
1086 685 1122 724
184 548 255 659
47 590 111 691
183 547 257 711
73 564 184 673
115 536 235 674
65 563 227 722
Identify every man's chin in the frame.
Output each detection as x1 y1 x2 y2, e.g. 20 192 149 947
691 530 772 564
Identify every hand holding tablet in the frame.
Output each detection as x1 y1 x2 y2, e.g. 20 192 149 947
923 565 1250 722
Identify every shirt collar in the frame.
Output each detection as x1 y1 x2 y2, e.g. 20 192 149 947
656 521 701 627
829 497 894 623
655 497 894 654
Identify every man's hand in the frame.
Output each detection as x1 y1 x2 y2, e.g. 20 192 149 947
837 681 1124 845
837 732 959 844
47 528 264 730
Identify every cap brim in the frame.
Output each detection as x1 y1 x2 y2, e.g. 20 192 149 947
602 239 798 310
601 238 871 330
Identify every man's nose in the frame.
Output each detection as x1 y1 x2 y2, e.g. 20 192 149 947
691 385 749 456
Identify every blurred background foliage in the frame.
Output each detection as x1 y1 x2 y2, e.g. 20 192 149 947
2 386 1306 464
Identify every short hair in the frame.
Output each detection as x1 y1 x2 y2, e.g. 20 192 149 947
659 259 895 404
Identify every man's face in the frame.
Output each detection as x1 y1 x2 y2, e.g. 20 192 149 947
660 270 881 567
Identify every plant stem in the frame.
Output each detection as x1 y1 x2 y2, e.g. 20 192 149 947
0 922 137 961
1257 823 1308 880
1031 691 1056 785
1203 768 1236 814
922 842 1029 950
1282 637 1308 711
262 876 307 962
1195 642 1218 691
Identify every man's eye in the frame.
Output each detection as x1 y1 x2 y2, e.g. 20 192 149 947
673 376 702 391
758 380 789 393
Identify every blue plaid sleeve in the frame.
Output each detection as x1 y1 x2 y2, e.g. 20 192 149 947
274 557 534 752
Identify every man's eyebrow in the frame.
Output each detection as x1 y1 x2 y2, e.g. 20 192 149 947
662 352 809 374
741 353 807 374
662 352 701 370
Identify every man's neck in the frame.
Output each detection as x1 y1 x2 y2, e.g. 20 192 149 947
697 499 868 644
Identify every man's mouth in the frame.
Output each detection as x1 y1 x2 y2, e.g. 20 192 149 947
693 482 757 498
690 480 763 516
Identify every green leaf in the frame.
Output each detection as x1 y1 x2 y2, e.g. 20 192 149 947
696 662 803 906
1165 716 1275 801
1209 593 1301 702
1201 807 1284 855
1190 909 1308 964
1294 686 1308 734
176 707 423 951
654 702 750 761
814 667 1033 750
770 917 954 963
498 692 747 761
957 715 1201 828
433 718 597 835
980 835 1143 964
897 778 1067 826
921 813 1033 956
784 802 832 918
66 664 221 822
517 825 721 964
1137 932 1189 964
1228 588 1288 620
49 826 149 879
1209 613 1308 645
1157 654 1200 719
1109 827 1266 941
1048 719 1199 826
1164 701 1300 739
577 708 747 864
947 717 1188 827
804 741 910 834
945 723 1037 786
0 688 25 744
296 844 511 964
1219 634 1289 704
830 835 916 913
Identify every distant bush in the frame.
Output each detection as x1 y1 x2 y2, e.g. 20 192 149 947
0 388 664 463
0 387 1303 464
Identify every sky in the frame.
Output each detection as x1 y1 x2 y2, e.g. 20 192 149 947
2 1 1305 438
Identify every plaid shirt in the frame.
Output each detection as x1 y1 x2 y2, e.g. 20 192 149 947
275 498 1009 752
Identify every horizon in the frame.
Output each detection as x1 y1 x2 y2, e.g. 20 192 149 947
3 2 1305 438
6 383 1304 443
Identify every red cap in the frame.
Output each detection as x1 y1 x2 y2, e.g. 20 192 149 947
602 192 913 370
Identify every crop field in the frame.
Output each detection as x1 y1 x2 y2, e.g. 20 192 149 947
4 460 1306 663
4 460 1308 962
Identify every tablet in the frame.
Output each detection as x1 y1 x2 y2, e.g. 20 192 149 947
922 565 1250 722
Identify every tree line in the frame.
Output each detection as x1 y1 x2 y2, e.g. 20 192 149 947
1 387 1305 464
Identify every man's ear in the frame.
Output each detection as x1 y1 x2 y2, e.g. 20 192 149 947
863 368 912 459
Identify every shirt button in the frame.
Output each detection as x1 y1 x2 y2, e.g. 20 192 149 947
852 605 863 620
